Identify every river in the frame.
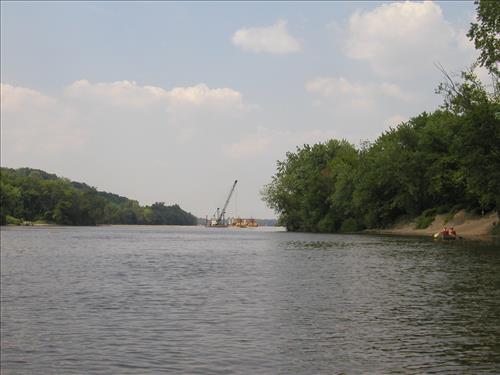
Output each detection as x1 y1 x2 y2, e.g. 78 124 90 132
1 226 499 374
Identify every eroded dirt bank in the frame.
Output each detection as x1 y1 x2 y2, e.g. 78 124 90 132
368 210 499 238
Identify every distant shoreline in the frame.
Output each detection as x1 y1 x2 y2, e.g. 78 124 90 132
5 212 498 241
3 223 283 229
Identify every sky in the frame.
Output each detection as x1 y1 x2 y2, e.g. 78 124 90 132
1 1 482 219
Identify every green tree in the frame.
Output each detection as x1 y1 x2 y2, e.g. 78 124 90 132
467 0 500 78
0 167 197 226
0 181 22 224
262 140 359 232
452 100 500 211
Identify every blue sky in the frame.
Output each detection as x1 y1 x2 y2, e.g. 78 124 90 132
1 1 480 218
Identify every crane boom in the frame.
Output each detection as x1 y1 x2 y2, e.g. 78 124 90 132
217 180 238 225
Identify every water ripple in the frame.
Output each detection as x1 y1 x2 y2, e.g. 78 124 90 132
1 226 499 374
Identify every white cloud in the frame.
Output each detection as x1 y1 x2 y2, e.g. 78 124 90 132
65 79 167 109
345 1 475 77
232 20 301 54
166 84 250 112
65 79 251 113
1 83 56 112
1 83 85 155
224 127 339 160
1 79 256 164
306 76 411 109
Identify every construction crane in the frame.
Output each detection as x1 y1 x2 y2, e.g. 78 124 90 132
215 180 238 226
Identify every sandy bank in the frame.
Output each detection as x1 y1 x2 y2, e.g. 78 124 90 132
367 210 499 239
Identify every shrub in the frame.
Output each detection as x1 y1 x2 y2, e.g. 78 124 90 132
415 208 437 229
5 215 22 225
317 215 336 233
339 218 359 233
492 220 500 235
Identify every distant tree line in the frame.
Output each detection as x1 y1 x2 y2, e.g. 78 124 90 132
0 168 197 226
262 0 499 232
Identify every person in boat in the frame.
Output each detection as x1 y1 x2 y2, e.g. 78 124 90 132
434 226 459 239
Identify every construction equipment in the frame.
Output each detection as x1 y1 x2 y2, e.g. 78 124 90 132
209 180 238 227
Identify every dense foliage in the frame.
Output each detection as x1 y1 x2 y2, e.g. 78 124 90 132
263 100 499 232
467 0 500 77
0 168 197 226
263 1 500 232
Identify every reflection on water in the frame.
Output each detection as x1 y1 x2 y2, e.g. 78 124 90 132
1 226 499 374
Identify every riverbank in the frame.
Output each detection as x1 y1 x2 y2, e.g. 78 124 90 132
366 210 499 239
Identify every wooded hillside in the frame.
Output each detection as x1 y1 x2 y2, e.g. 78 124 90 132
0 167 197 226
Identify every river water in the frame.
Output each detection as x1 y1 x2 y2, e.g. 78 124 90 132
1 226 499 374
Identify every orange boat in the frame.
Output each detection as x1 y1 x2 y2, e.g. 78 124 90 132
433 228 460 240
434 232 457 240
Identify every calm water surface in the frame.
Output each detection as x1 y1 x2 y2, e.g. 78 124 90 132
1 226 500 374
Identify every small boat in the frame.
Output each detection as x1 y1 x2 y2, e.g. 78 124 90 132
434 232 457 240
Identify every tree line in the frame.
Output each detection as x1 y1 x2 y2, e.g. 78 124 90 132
0 168 197 226
262 0 499 233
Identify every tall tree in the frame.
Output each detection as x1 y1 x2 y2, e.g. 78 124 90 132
467 0 500 79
